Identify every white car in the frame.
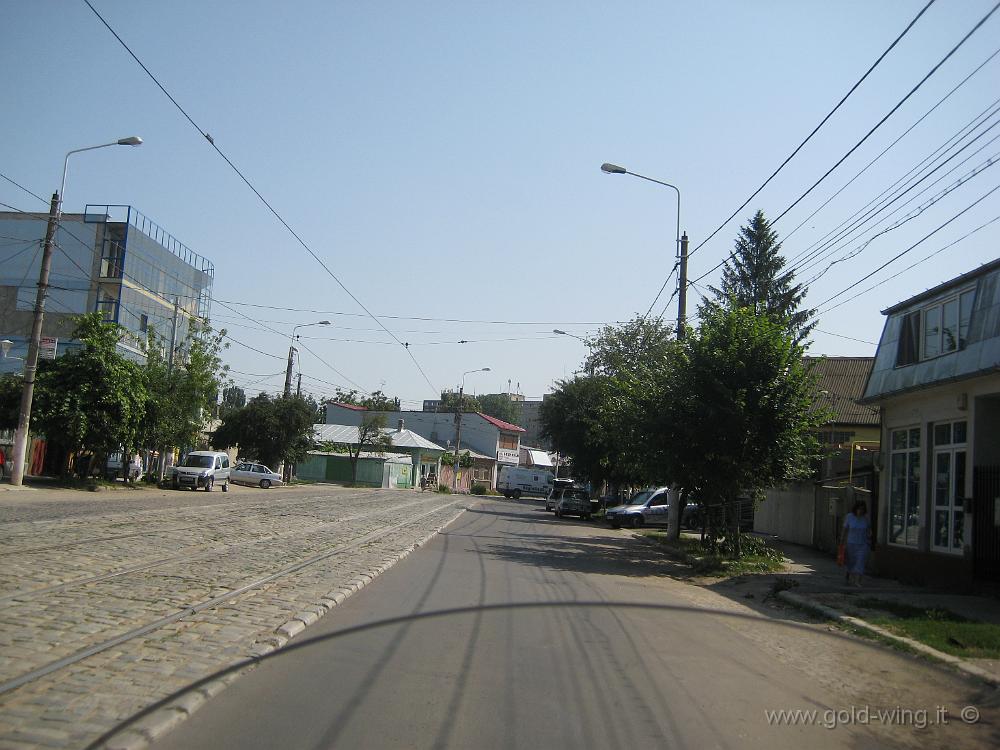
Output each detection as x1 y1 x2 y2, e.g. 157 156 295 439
231 462 283 489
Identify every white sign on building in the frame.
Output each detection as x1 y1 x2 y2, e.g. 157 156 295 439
497 448 520 465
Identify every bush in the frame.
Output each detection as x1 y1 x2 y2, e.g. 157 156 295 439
470 483 488 495
436 484 452 494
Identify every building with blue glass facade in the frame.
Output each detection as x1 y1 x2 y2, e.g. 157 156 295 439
0 205 213 371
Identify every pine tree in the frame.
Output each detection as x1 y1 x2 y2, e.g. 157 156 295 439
704 210 815 345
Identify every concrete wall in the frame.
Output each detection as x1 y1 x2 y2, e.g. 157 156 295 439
755 482 816 547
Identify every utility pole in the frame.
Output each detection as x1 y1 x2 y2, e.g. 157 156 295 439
452 385 465 492
677 232 689 340
283 343 296 397
158 298 181 481
10 192 59 486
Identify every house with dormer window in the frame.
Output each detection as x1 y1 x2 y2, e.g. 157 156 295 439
860 258 1000 586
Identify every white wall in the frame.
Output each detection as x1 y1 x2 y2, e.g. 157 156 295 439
755 482 815 546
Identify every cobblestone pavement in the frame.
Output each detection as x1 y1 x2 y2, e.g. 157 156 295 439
0 485 465 749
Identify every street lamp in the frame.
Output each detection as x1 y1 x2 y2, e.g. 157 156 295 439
600 162 687 338
553 329 594 376
9 136 143 486
453 367 491 491
284 320 332 396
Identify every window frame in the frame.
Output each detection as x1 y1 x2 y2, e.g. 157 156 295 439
930 420 967 555
887 425 922 549
919 287 975 361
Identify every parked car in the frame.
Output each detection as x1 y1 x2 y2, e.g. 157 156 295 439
498 465 554 499
231 462 283 489
106 451 143 482
171 450 231 491
545 479 581 511
554 489 592 520
681 500 703 529
605 487 673 529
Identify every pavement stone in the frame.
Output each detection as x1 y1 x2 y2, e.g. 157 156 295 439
0 486 464 749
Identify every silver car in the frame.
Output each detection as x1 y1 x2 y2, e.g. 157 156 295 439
605 487 673 529
171 451 231 491
231 462 283 489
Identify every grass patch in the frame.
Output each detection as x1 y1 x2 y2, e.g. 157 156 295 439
641 531 785 576
852 598 1000 659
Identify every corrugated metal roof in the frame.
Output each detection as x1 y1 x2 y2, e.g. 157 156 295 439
863 263 1000 402
806 357 879 426
312 424 445 451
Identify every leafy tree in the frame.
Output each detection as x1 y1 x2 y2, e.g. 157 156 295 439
211 394 316 470
32 314 147 476
324 387 399 411
540 376 613 489
437 390 482 413
142 322 228 478
344 414 392 483
704 210 816 344
650 305 824 553
477 393 521 425
585 316 675 378
219 385 246 418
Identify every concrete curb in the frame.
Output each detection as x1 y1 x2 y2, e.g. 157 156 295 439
776 590 1000 689
95 502 468 750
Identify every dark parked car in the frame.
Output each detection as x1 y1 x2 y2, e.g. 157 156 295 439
554 489 592 520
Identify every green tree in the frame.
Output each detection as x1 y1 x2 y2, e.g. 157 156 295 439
142 322 228 478
324 388 399 411
32 314 148 476
704 210 816 344
211 394 316 470
650 305 824 553
219 385 246 419
437 390 482 413
344 414 392 484
477 393 521 426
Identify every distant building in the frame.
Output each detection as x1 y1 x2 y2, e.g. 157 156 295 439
0 204 213 370
514 396 549 449
324 404 525 488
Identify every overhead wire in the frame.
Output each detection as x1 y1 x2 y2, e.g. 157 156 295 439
816 211 1000 314
681 0 937 266
81 0 438 395
690 1 1000 288
781 43 1000 246
813 182 1000 310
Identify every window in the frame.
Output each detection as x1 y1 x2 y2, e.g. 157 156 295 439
139 314 148 333
498 433 518 450
650 494 670 507
932 420 967 554
895 311 920 366
920 288 975 360
888 427 921 547
222 456 229 468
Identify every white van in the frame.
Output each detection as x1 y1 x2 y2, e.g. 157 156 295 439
170 450 231 491
497 465 554 499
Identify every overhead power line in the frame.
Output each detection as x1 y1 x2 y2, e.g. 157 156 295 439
691 1 1000 287
80 0 437 395
773 0 1000 225
682 0 937 264
813 182 1000 310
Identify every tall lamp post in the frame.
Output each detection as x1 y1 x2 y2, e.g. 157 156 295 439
453 367 490 491
284 320 332 397
600 163 688 339
553 329 595 376
9 136 143 486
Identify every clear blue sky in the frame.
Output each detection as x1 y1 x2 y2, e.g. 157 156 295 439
3 0 998 406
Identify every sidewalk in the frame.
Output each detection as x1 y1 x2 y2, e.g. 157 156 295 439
760 535 1000 686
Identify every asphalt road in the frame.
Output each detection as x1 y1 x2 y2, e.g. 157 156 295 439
148 499 997 750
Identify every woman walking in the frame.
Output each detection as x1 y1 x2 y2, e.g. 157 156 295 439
840 501 872 587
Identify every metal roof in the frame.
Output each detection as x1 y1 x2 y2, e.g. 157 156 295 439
313 424 446 451
476 412 526 433
806 357 879 426
862 261 1000 402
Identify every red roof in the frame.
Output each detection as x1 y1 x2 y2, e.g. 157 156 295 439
476 412 526 433
329 402 367 411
